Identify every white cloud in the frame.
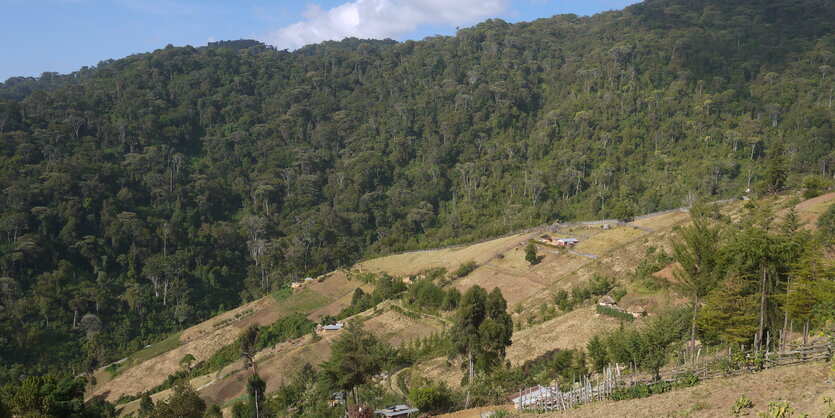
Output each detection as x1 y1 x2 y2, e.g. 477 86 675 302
261 0 509 50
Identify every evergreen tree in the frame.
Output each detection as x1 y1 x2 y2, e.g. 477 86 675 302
698 275 758 346
763 141 788 194
450 286 512 383
671 204 722 364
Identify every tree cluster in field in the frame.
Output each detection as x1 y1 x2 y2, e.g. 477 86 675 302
0 0 833 389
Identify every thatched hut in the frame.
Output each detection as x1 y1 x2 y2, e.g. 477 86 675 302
597 295 616 307
627 304 647 318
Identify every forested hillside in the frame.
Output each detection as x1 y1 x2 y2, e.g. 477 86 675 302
0 0 833 385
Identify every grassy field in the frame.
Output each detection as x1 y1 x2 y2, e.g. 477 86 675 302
573 226 647 255
357 231 538 277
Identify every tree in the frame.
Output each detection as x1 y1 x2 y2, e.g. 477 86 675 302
587 335 608 373
148 383 205 418
179 353 196 371
450 286 513 383
763 141 787 194
698 275 758 346
246 373 267 418
321 322 389 402
525 243 539 265
408 382 453 414
671 205 722 365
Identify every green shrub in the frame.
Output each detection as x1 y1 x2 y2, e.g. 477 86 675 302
731 394 754 416
451 261 477 278
408 382 454 414
596 304 634 321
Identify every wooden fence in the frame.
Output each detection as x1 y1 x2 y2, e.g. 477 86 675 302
516 341 833 412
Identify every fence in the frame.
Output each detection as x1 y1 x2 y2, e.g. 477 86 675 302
516 341 833 412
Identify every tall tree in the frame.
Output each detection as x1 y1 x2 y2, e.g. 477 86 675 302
449 286 512 383
671 203 722 365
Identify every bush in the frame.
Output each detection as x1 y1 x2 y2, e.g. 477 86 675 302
596 304 634 321
451 261 477 278
731 394 753 416
408 382 454 414
255 313 315 350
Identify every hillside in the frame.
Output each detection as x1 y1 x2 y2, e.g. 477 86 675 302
0 0 833 385
70 190 831 416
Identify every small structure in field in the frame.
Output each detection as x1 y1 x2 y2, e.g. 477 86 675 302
323 322 344 331
290 281 303 289
555 238 579 247
602 223 611 230
329 391 346 407
627 304 647 318
511 385 557 409
597 295 616 307
538 234 557 245
375 404 419 417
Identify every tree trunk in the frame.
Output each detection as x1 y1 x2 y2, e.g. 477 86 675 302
781 311 789 351
803 319 809 345
468 348 474 384
756 262 767 350
689 297 698 365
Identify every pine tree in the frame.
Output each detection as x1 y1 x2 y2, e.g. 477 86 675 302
671 204 722 364
698 275 758 346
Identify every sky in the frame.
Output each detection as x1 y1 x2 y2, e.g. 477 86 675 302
1 0 639 81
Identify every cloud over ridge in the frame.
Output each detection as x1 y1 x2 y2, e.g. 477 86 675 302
261 0 509 50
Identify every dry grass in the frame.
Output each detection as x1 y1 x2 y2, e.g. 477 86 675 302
408 357 465 389
795 191 835 229
629 211 689 230
573 226 646 256
361 305 446 346
534 361 835 417
506 306 624 365
357 232 538 277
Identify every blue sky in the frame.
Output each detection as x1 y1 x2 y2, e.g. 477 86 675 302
1 0 638 81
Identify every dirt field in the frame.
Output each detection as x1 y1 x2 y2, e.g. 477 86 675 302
357 232 539 277
536 361 835 417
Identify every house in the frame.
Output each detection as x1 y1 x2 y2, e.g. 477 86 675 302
555 238 579 247
375 404 419 417
538 234 556 245
627 304 647 318
328 391 346 407
323 322 344 331
510 385 557 409
602 223 612 230
597 295 616 307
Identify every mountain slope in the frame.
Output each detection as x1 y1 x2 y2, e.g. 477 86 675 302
0 0 834 386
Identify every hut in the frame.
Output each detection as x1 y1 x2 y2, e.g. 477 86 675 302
627 304 647 318
597 295 616 307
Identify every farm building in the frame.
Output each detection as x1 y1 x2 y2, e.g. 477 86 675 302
375 404 419 417
323 322 344 331
537 234 557 245
555 238 579 247
510 385 558 409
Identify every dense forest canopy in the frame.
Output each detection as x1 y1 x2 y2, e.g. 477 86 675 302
0 0 833 384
